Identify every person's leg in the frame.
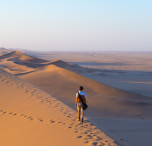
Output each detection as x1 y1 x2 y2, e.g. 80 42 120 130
78 109 80 121
81 107 84 122
77 103 80 121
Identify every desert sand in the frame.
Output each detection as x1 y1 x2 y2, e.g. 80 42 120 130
0 50 152 146
31 51 152 97
0 68 122 146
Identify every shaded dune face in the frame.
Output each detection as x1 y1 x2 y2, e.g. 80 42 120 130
0 51 48 63
1 51 152 119
0 48 10 55
22 65 152 119
0 51 78 74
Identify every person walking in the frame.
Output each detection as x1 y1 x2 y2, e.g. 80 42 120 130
75 86 87 122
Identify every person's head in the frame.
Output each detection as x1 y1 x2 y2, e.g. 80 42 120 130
79 86 83 91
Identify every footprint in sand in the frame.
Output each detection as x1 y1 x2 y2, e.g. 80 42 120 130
13 113 17 116
71 118 77 121
96 136 102 141
20 114 24 116
84 140 89 143
64 112 68 115
84 130 89 134
50 120 55 123
3 111 7 114
90 142 98 146
85 134 93 140
28 117 33 120
69 123 74 126
38 118 43 122
77 135 82 138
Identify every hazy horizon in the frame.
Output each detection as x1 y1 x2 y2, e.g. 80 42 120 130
1 47 152 53
0 0 152 52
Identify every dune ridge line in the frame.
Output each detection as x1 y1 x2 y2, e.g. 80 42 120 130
0 68 126 146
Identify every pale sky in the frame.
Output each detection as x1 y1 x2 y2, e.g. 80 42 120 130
0 0 152 51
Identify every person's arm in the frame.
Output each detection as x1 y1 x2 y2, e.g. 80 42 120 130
75 93 78 108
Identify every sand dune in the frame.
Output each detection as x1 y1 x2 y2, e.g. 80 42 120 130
21 64 152 119
49 60 87 73
32 51 152 72
0 51 47 63
1 51 152 119
0 51 49 74
0 68 123 146
0 51 83 74
0 47 11 55
1 51 152 145
0 51 152 146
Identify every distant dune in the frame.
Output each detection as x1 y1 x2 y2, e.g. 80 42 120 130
31 51 152 72
0 47 11 55
0 51 82 74
0 51 48 66
1 51 152 119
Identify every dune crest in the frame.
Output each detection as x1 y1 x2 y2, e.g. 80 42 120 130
22 64 152 119
0 68 124 146
0 47 11 55
0 51 49 74
1 51 152 119
0 51 47 63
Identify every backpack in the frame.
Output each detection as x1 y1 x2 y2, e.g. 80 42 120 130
78 93 88 110
77 94 86 103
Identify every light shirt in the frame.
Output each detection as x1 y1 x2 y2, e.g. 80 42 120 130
76 91 86 99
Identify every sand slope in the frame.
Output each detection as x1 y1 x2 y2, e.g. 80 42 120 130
0 47 11 55
21 64 152 119
1 51 152 145
0 51 47 63
0 51 81 74
1 51 152 119
0 68 122 146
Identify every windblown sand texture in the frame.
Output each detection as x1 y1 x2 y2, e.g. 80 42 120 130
1 51 152 119
19 51 152 97
0 68 121 146
1 50 152 146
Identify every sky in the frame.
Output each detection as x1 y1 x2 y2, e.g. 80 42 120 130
0 0 152 51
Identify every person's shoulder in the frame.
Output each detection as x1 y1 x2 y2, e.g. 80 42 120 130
81 91 86 95
82 91 86 97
